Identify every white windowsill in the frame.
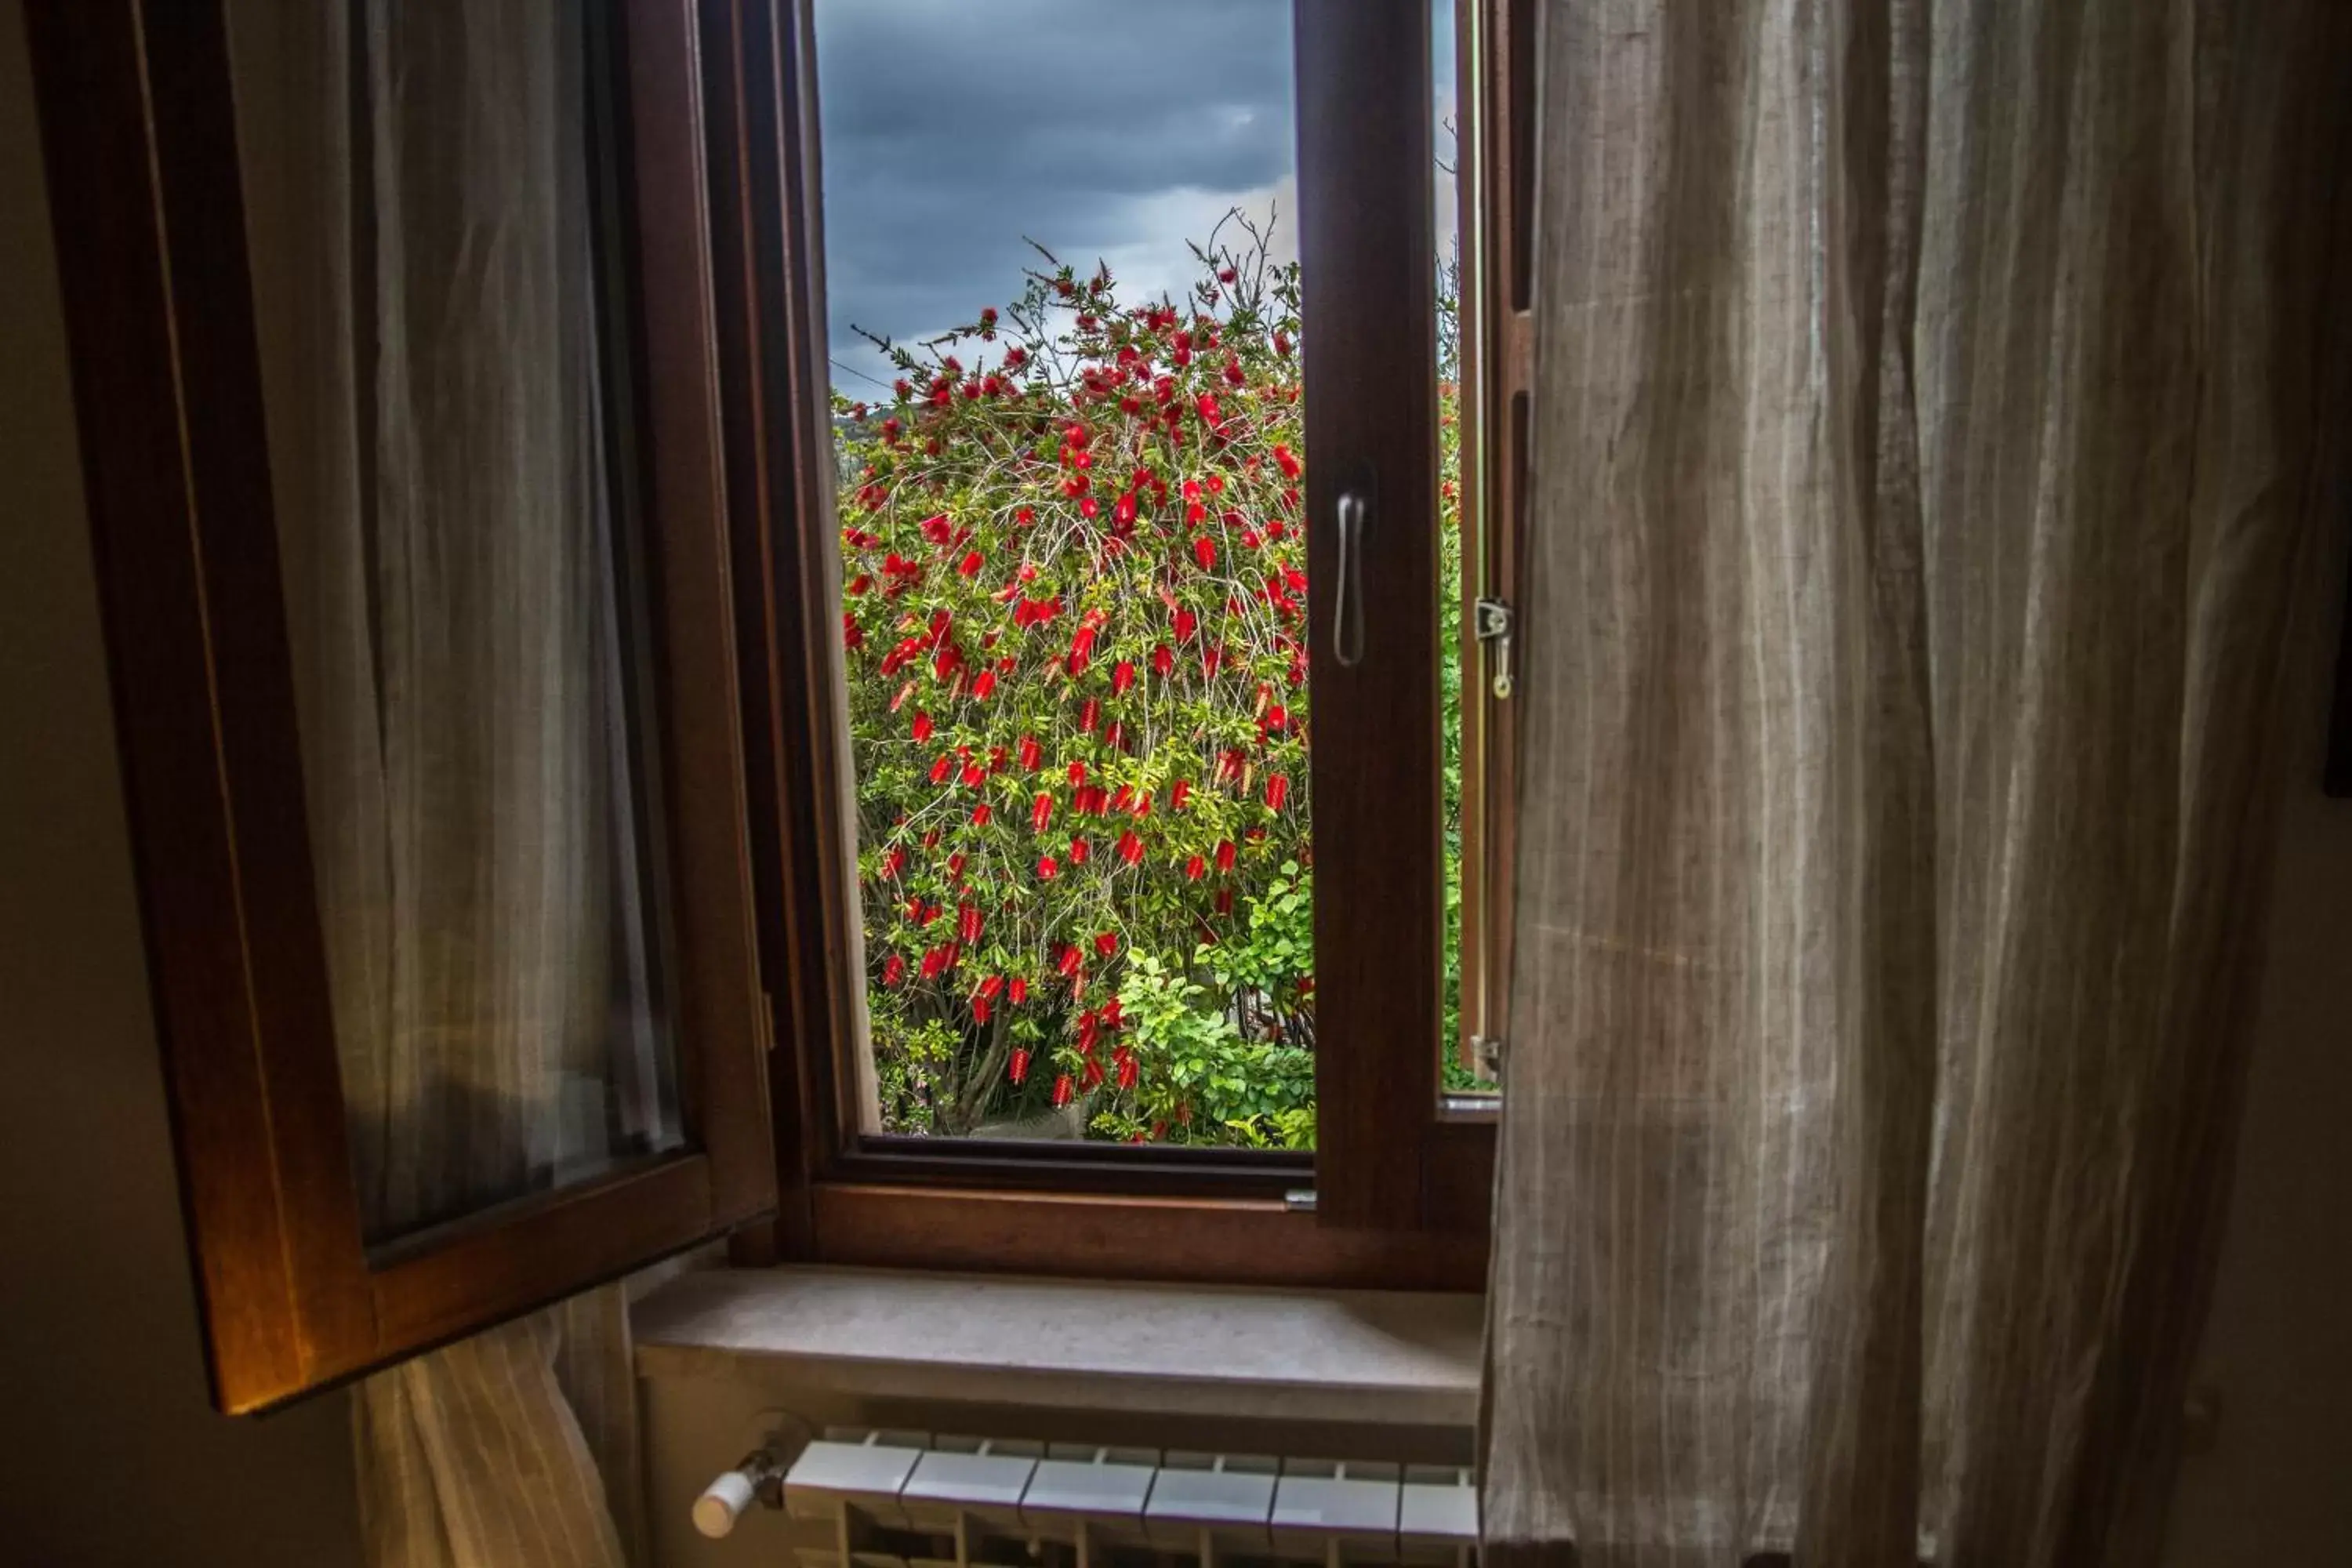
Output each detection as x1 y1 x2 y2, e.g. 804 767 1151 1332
632 1265 1483 1429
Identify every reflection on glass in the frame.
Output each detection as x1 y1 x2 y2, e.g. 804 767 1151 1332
818 1 1316 1146
231 2 684 1243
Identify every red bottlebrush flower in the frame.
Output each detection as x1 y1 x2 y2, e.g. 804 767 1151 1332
1218 266 1237 284
1273 330 1293 357
1079 699 1100 734
1265 774 1290 811
1192 535 1218 572
957 549 985 578
1009 1047 1031 1083
1073 624 1098 659
881 953 906 987
978 306 997 328
1116 830 1145 866
971 670 996 701
1112 659 1136 696
882 846 909 881
1006 347 1028 368
1069 837 1091 865
1093 931 1118 959
1215 839 1237 873
1214 889 1234 916
971 802 993 826
1018 734 1043 770
1058 946 1083 978
1102 996 1123 1029
1185 500 1207 526
1113 492 1138 526
960 762 987 789
958 904 983 944
1173 607 1199 642
1083 786 1109 815
1082 1055 1105 1091
930 754 955 786
922 828 942 849
946 852 967 880
1036 855 1059 880
1171 779 1192 811
978 974 1004 1001
1273 443 1302 480
920 513 953 546
971 996 993 1025
881 415 902 436
1131 789 1152 818
1185 854 1206 881
1207 473 1225 494
1010 977 1029 1005
1031 792 1053 833
1080 495 1099 521
844 614 865 649
1116 1048 1138 1091
1067 648 1090 679
1052 1072 1074 1109
1216 748 1247 782
847 572 873 597
911 710 934 743
1110 783 1135 814
1196 393 1221 424
1263 704 1287 732
1105 721 1127 752
1152 644 1175 678
920 946 948 981
1222 356 1244 387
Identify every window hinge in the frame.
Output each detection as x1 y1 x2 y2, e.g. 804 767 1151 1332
1283 1187 1318 1214
1471 1033 1505 1083
1475 597 1515 699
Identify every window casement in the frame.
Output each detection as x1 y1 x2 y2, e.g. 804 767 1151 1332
28 0 1530 1413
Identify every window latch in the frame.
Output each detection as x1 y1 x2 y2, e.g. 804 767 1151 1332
1475 597 1515 699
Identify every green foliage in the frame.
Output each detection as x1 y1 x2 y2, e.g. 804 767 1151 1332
837 216 1463 1144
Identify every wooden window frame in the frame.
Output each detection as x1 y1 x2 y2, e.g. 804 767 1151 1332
717 0 1519 1287
27 0 778 1414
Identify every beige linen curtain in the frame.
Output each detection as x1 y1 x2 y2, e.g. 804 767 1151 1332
231 3 666 1565
1484 2 2352 1565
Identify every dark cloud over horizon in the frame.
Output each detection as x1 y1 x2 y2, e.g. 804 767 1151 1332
813 0 1452 394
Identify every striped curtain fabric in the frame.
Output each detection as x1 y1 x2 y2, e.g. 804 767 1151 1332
1482 3 2352 1566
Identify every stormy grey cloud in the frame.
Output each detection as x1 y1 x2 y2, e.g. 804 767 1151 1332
813 1 1454 394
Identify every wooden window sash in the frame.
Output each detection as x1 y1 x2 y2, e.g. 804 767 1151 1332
27 0 777 1414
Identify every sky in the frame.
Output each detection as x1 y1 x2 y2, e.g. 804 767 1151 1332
812 0 1454 395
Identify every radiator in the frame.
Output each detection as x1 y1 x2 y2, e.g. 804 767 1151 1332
695 1427 1479 1568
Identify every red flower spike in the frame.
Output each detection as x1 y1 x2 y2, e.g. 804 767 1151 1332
1192 535 1218 572
1265 774 1290 812
1116 1049 1138 1091
1083 1056 1105 1091
1037 855 1059 880
1079 699 1100 734
958 904 983 944
844 615 864 649
979 974 1005 1001
1152 644 1175 678
1031 793 1053 833
882 953 906 987
1214 889 1234 916
880 846 907 880
920 946 948 981
971 996 992 1025
1018 734 1043 770
1066 760 1087 787
971 670 996 700
1110 784 1135 815
946 852 966 880
930 755 955 786
971 802 993 826
1093 931 1118 959
1052 1073 1074 1109
1112 660 1136 696
960 762 987 789
1215 840 1237 873
1009 977 1029 1005
1058 946 1083 978
957 550 985 579
1010 1048 1031 1084
1174 608 1199 642
1171 778 1192 811
1185 855 1206 881
1069 837 1091 865
911 710 934 743
1116 830 1145 866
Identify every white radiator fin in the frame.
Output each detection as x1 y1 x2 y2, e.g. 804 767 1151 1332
779 1429 1477 1568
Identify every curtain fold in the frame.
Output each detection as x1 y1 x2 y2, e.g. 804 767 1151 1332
230 3 664 1564
1483 2 2352 1565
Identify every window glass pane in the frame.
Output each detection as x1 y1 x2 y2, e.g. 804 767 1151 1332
231 2 684 1244
819 1 1317 1147
1437 0 1480 1094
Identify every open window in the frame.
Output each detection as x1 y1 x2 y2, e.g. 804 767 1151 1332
29 0 1530 1412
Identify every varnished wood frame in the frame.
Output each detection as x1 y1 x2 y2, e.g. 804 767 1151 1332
26 0 775 1414
713 0 1491 1281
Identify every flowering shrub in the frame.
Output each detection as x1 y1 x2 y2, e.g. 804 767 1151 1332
837 220 1459 1145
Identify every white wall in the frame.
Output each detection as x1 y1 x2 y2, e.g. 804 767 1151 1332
0 5 363 1563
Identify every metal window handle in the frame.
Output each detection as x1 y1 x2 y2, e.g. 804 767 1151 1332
1334 491 1369 668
